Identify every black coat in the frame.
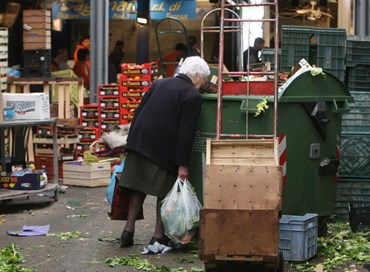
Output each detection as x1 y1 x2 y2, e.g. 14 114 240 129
125 74 202 175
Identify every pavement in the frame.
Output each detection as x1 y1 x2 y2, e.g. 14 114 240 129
0 186 205 272
1 186 367 272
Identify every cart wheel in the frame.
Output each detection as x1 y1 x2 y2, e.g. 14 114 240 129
277 252 284 272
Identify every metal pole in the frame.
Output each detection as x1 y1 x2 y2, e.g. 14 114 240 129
354 0 366 36
216 0 226 140
90 0 109 103
136 0 150 64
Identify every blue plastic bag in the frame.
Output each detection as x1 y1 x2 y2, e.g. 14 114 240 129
106 159 125 205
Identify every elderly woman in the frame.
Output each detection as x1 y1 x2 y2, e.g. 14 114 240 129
119 56 210 247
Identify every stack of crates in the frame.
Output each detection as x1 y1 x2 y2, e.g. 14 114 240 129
34 125 78 181
98 84 121 133
119 63 152 124
281 26 346 82
78 104 100 154
335 36 370 223
22 10 51 77
0 27 8 92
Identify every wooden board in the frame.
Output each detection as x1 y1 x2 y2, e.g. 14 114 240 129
206 139 279 166
62 177 110 187
200 209 280 263
23 29 51 36
204 165 282 210
23 42 51 50
23 36 51 43
24 22 51 30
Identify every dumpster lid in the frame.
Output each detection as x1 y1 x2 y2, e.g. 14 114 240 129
278 70 354 103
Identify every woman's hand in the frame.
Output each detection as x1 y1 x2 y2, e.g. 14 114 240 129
178 166 189 181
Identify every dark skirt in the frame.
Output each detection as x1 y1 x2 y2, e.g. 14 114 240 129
119 151 177 198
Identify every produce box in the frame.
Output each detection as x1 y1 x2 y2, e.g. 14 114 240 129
0 171 47 190
2 93 50 120
63 161 111 187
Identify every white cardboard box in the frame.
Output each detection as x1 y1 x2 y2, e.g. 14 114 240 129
62 161 111 187
2 93 50 120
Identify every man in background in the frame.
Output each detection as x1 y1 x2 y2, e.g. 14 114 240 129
243 37 265 71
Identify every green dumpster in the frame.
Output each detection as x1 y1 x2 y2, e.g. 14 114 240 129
190 70 353 219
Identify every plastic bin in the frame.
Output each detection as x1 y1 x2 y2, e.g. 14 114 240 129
279 213 318 262
348 202 370 232
190 70 353 218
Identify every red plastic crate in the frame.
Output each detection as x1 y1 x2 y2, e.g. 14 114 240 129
222 81 274 96
79 127 100 141
98 84 120 97
99 118 121 131
80 104 99 118
120 97 141 109
100 107 120 119
120 74 151 87
99 96 120 108
80 117 99 127
121 63 152 75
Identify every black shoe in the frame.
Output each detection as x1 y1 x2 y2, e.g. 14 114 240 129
120 230 134 247
149 235 170 246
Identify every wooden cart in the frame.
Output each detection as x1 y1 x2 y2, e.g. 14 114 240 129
199 1 283 270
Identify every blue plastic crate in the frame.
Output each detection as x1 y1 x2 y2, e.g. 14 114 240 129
346 36 370 67
279 213 318 262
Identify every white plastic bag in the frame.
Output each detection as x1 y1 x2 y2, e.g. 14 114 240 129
161 178 202 244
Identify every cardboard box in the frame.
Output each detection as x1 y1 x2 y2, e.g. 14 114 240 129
2 93 50 120
63 161 111 187
0 171 47 190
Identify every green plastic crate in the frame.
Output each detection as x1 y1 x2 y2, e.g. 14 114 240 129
346 36 370 67
342 92 370 133
334 178 370 221
339 133 370 179
346 65 370 93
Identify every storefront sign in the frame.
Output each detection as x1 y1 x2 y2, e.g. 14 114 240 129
52 0 196 20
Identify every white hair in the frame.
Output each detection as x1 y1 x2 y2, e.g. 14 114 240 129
178 56 210 80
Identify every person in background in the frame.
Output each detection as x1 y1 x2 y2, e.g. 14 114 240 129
73 48 90 89
243 37 265 71
162 42 185 77
51 50 63 72
118 56 210 248
73 35 90 68
177 35 201 60
109 40 125 74
57 48 70 70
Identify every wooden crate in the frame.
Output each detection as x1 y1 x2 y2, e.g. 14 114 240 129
62 161 111 187
23 10 51 23
200 138 282 268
